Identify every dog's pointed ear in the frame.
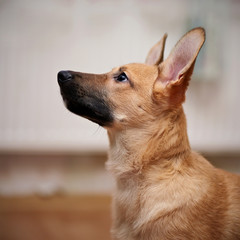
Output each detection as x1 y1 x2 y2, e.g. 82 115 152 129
145 33 168 66
153 27 205 106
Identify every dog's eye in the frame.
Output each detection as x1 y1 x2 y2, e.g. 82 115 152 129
115 72 128 82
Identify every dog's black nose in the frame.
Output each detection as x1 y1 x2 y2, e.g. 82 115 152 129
57 71 73 83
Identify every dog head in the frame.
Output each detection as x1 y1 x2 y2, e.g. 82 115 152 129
58 28 205 129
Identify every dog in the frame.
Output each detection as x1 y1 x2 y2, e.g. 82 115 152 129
58 28 240 240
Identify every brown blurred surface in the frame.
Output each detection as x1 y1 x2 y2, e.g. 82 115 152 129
0 195 111 240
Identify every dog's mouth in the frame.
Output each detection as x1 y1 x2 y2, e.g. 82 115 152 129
58 71 113 127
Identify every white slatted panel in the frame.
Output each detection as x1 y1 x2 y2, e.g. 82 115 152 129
0 0 239 153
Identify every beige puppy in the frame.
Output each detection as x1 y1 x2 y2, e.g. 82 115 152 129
58 28 240 240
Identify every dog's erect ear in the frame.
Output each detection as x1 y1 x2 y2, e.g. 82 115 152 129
145 33 167 66
154 27 205 106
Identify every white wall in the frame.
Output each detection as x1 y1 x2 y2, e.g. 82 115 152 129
0 0 240 153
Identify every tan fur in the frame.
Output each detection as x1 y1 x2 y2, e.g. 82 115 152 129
105 28 240 240
59 27 240 239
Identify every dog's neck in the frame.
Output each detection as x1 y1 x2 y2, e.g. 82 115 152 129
106 106 191 177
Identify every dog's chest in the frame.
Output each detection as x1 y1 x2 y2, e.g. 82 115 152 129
112 178 142 238
112 167 211 238
114 176 140 211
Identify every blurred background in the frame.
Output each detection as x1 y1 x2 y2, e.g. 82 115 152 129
0 0 240 239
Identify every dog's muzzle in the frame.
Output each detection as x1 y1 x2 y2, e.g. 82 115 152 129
57 70 113 127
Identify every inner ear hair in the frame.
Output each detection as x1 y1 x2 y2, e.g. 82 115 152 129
153 28 205 106
163 27 205 84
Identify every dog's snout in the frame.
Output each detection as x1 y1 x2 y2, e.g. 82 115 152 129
57 70 73 83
